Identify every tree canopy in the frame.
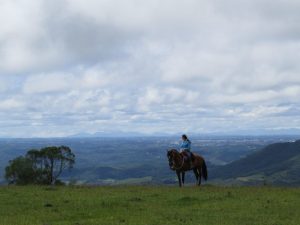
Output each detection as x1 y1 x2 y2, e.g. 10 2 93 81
5 146 75 185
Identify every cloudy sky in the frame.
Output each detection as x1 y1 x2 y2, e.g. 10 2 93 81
1 0 300 137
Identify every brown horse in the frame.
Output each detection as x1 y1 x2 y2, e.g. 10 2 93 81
167 149 207 187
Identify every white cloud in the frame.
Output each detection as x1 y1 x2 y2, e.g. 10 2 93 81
0 98 24 110
23 72 74 94
22 66 115 94
0 0 300 136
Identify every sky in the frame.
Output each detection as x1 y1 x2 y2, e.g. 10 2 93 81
0 0 300 137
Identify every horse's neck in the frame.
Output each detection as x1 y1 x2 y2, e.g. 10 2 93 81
174 152 183 160
173 152 184 169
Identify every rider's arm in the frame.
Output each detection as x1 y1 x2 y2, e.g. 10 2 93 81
180 141 190 150
180 142 185 149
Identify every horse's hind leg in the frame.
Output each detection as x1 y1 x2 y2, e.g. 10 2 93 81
193 169 199 186
176 171 182 187
197 169 202 186
182 172 185 186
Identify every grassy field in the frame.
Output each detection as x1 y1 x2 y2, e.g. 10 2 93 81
0 185 299 225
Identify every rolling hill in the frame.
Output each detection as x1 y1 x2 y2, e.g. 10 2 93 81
210 140 300 186
1 136 299 186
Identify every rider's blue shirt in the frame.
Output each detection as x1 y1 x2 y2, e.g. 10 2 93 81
180 140 191 151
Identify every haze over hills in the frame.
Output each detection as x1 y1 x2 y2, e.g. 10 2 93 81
210 140 300 186
67 129 300 138
1 135 299 186
68 131 151 138
2 128 300 139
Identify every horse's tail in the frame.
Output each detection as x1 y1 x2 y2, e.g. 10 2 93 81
202 159 208 181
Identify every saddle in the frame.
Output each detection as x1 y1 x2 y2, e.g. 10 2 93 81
180 151 195 163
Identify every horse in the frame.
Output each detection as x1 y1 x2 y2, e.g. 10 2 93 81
167 149 207 187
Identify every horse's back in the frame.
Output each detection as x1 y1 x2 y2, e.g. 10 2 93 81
193 153 205 163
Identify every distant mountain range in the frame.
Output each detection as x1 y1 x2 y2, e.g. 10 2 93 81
210 140 300 186
2 128 300 139
67 131 176 138
68 131 140 138
67 130 300 138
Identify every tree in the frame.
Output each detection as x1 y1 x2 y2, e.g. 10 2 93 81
5 146 75 185
39 146 75 184
5 156 36 185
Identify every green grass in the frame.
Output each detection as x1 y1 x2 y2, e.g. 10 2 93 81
0 185 299 225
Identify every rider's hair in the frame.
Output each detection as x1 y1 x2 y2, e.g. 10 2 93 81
182 134 191 143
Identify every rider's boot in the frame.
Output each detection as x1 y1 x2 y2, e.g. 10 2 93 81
187 157 193 169
189 160 193 169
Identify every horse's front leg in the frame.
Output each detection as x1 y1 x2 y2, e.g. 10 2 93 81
182 172 185 186
176 171 182 187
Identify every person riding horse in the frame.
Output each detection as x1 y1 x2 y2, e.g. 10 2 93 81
180 134 193 167
167 134 207 187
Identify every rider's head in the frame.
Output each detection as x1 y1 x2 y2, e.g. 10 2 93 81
182 134 188 141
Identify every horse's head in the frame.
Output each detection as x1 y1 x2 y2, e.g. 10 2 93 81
167 149 179 170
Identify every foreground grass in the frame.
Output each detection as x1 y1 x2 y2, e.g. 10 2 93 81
0 185 299 225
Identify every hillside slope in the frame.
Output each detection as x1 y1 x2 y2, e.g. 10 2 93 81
210 140 300 185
